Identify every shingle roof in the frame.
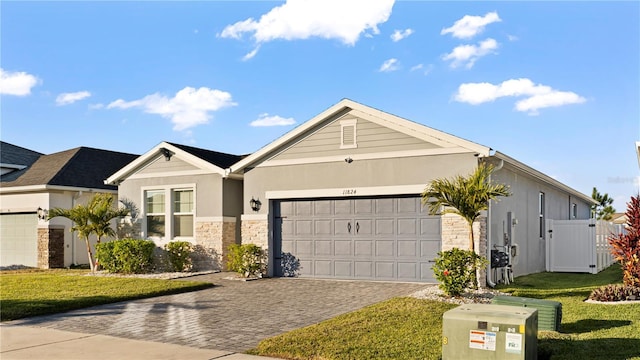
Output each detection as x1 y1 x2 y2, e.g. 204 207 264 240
0 141 43 167
1 146 139 190
167 142 242 169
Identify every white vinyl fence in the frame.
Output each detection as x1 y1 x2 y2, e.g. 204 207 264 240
546 219 625 274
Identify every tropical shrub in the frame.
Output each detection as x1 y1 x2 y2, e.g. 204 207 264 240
432 248 488 297
609 195 640 287
96 238 155 274
227 244 266 278
589 284 640 302
165 241 193 272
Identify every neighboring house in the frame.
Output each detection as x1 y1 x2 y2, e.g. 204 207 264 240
610 213 627 226
0 142 138 268
228 99 596 283
105 142 243 270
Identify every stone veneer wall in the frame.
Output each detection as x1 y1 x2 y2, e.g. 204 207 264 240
194 219 236 271
440 213 487 287
37 226 65 269
241 220 269 249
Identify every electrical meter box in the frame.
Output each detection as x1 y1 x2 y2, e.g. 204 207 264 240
442 304 538 360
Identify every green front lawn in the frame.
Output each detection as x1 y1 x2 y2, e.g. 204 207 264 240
0 269 213 321
249 265 640 360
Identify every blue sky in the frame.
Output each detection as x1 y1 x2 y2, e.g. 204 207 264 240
1 1 639 209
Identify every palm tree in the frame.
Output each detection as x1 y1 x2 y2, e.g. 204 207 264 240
48 193 129 271
422 162 511 253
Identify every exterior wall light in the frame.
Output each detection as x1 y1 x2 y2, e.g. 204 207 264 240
37 207 49 220
345 157 353 163
250 197 262 212
160 148 173 161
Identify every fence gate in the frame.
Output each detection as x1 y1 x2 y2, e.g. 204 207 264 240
546 219 597 274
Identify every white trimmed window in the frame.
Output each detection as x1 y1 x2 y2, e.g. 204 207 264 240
144 186 195 240
145 190 165 237
173 189 194 237
340 119 357 149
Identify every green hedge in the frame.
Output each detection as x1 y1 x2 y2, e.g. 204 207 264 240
96 238 156 274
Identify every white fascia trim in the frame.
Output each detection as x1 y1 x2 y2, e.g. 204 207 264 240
266 184 426 200
127 169 219 180
0 163 27 170
196 216 237 223
241 214 268 221
0 185 117 194
492 151 596 205
106 142 226 185
347 108 491 156
258 147 474 168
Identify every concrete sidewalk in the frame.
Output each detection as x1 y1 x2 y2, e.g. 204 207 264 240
0 325 280 360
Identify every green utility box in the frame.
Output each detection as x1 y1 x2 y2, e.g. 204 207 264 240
442 304 538 360
492 295 562 331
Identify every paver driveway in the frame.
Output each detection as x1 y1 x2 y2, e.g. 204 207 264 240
9 273 428 352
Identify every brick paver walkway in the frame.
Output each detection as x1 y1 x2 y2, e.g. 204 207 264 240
9 273 428 352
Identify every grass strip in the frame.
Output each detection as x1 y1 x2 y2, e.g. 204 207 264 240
0 269 213 321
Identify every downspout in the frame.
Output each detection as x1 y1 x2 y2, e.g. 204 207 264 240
486 158 504 288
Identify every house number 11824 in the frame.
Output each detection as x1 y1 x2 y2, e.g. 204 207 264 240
342 189 357 195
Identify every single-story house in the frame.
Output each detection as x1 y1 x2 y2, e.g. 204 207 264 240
106 99 596 284
105 142 243 270
0 142 138 268
229 99 595 283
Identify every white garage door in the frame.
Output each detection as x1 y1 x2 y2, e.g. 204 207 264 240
0 213 38 267
273 196 441 282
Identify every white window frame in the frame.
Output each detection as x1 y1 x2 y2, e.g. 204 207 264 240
172 188 194 239
144 190 166 239
340 119 358 149
142 184 196 242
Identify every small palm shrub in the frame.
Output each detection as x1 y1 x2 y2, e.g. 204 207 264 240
165 241 193 272
227 244 266 278
96 238 155 274
589 284 640 302
432 248 488 297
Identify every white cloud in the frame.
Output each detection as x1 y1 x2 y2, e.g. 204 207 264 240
454 78 586 115
242 46 261 61
56 91 91 106
410 63 433 75
250 113 296 127
507 34 518 42
379 58 399 72
89 103 105 110
442 38 498 69
390 28 413 42
441 11 501 39
107 86 236 131
0 68 39 96
219 0 394 53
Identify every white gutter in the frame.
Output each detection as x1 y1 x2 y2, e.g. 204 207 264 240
0 185 116 194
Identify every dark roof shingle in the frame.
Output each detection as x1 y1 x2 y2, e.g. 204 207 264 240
167 142 242 169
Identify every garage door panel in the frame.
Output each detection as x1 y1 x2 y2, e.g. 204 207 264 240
334 240 351 256
398 262 418 278
299 260 313 276
376 240 394 257
376 262 394 278
334 200 351 214
420 240 440 258
314 240 332 256
282 240 295 254
355 261 373 277
398 218 417 235
376 198 394 214
334 261 352 277
355 240 373 256
281 219 294 235
397 197 418 213
420 218 441 236
296 220 312 235
296 240 313 255
421 263 435 280
334 219 351 235
315 260 332 276
398 240 417 257
296 201 313 215
354 219 372 235
375 219 395 235
314 220 332 235
280 201 294 216
354 199 373 214
314 200 332 215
